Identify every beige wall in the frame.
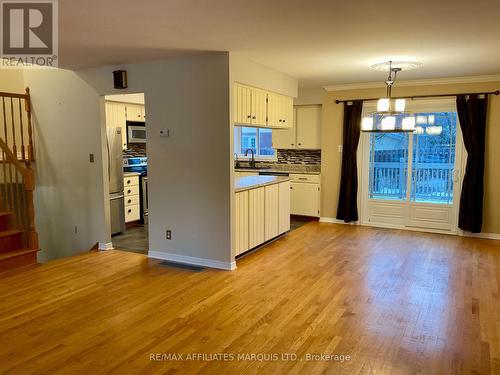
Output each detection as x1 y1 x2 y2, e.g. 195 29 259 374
321 81 500 234
0 69 25 93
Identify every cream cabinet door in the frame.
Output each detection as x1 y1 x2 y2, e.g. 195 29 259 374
290 182 320 217
281 96 294 129
234 84 252 125
248 187 265 248
251 88 267 126
278 181 291 234
296 105 321 149
266 92 282 128
126 104 143 121
272 107 296 149
140 105 146 121
264 184 279 241
235 191 249 256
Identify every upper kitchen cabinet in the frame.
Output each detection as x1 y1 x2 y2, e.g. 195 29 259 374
272 105 321 149
296 105 321 149
105 101 127 149
233 83 293 129
126 103 145 122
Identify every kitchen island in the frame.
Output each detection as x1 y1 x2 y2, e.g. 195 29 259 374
234 175 290 257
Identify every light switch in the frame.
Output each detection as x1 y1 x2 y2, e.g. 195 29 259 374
338 145 343 153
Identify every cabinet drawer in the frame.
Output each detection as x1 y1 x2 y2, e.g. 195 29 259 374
125 195 140 207
124 185 139 197
124 175 139 187
289 174 320 184
125 204 140 222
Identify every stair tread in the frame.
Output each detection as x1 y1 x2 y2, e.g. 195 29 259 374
0 248 39 261
0 229 25 238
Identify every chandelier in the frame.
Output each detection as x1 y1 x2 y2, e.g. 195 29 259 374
361 61 422 132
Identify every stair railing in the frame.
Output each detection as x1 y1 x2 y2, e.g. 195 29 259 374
0 87 34 162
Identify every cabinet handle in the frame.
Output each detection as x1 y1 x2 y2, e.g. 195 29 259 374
298 143 302 145
127 190 131 194
283 120 286 123
252 116 256 119
291 143 294 146
279 119 282 122
247 115 251 118
128 199 132 204
127 180 131 184
128 209 132 213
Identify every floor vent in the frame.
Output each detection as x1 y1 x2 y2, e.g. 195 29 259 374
159 261 205 272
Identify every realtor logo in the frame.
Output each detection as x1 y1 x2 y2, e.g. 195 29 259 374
1 0 58 67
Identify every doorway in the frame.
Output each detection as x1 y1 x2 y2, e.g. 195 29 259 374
360 99 464 233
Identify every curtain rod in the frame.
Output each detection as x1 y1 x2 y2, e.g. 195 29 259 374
334 90 500 104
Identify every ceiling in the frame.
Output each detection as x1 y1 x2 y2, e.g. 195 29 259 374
60 0 500 87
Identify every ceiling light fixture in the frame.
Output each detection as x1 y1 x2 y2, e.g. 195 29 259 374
362 60 422 133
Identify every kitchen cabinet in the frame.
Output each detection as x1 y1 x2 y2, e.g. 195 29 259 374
233 83 293 129
234 180 290 257
264 184 279 241
278 181 291 233
124 175 140 222
234 190 249 256
105 101 127 149
272 105 321 149
126 103 145 121
290 173 320 217
248 187 265 249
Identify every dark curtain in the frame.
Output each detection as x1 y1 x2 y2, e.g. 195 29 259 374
336 100 363 222
456 94 488 233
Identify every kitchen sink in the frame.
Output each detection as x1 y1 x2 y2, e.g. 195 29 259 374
237 165 271 170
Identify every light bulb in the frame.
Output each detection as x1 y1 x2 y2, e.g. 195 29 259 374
395 99 406 112
381 116 396 130
377 98 390 112
362 117 374 131
402 116 416 131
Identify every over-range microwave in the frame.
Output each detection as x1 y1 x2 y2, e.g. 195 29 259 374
127 121 146 144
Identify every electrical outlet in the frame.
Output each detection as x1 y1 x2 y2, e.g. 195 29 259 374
166 230 172 240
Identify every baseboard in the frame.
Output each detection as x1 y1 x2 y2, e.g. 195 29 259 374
148 250 237 271
320 217 360 225
320 217 500 240
458 231 500 240
98 242 114 250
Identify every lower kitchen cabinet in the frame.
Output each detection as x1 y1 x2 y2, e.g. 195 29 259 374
234 180 291 257
248 187 265 249
264 184 279 241
234 190 249 256
124 174 140 223
290 174 320 217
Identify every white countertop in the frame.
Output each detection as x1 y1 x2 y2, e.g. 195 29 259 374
235 175 290 193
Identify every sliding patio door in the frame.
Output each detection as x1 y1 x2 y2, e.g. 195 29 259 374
360 99 464 232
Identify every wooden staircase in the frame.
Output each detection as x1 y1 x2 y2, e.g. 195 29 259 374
0 88 39 272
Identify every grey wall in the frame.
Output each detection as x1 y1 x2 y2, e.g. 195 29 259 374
78 53 232 265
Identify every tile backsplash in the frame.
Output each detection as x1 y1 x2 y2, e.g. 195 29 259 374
123 143 146 157
277 149 321 165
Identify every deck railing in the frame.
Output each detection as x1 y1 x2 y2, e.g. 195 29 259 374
369 161 454 203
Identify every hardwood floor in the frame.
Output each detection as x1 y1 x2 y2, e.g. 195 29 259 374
1 222 500 374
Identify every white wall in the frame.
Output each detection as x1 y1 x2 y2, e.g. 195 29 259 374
23 68 110 262
78 53 233 266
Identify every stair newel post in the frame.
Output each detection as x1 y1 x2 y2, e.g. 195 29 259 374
24 161 38 249
24 87 34 162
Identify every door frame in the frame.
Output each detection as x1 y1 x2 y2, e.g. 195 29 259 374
358 98 466 234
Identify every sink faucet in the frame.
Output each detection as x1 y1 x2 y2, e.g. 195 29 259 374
244 148 255 168
234 153 240 168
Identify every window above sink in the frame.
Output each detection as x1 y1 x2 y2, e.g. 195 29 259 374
234 126 276 161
